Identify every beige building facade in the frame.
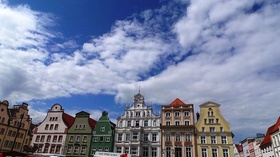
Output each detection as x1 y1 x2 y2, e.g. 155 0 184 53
0 100 33 153
161 98 197 157
195 101 234 157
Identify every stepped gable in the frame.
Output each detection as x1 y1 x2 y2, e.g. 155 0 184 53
260 116 280 148
62 112 75 127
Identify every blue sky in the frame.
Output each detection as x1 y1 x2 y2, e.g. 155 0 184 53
1 0 280 142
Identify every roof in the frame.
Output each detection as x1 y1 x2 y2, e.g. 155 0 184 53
89 118 97 129
62 113 75 127
169 98 186 106
199 101 221 107
260 116 280 148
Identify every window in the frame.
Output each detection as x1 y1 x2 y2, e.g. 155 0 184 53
144 133 149 141
100 136 103 142
47 135 51 142
202 127 205 132
58 135 62 142
40 135 45 142
152 147 157 157
152 133 157 141
35 135 40 142
116 147 121 153
66 146 72 153
54 124 58 130
118 133 123 141
211 136 216 144
83 136 87 142
136 121 139 127
69 136 74 142
166 147 171 157
144 120 148 126
210 127 215 132
175 133 181 141
185 133 191 141
131 147 137 155
76 136 80 142
126 134 130 141
184 111 190 117
201 136 206 144
106 137 110 142
165 112 171 117
223 149 229 157
104 147 109 152
204 119 207 124
93 137 97 142
209 119 214 124
100 126 105 132
216 119 219 123
166 133 171 141
45 124 49 130
186 146 192 157
119 121 122 127
175 121 180 125
185 121 190 125
136 112 140 117
174 111 180 117
52 135 57 142
81 146 86 154
132 132 138 141
221 136 227 144
74 146 79 154
202 148 207 157
143 147 148 157
125 147 129 154
166 121 170 126
127 121 131 127
220 127 224 132
75 125 78 130
50 124 54 130
212 148 218 157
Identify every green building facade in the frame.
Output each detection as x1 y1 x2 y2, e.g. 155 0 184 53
91 111 116 156
63 111 97 157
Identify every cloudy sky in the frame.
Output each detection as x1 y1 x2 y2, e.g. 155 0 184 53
1 0 279 142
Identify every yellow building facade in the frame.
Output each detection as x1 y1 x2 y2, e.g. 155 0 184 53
195 101 234 157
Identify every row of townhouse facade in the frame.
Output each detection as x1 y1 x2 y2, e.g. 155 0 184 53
0 92 235 157
233 117 280 157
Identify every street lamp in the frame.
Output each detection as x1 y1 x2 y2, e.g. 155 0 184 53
11 113 24 151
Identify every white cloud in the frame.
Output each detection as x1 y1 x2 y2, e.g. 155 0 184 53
116 0 280 141
1 0 280 142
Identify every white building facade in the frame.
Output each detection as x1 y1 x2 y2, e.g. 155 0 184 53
271 126 280 157
31 104 74 155
114 92 161 157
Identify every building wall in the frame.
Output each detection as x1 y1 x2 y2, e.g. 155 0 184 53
0 101 32 152
196 101 234 157
114 92 161 157
271 129 280 157
31 104 71 155
161 98 196 157
91 111 115 156
64 111 95 157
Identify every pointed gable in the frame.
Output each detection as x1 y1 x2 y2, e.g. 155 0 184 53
260 116 280 149
199 101 221 107
169 98 186 106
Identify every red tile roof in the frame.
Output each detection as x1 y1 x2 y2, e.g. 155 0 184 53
89 118 97 129
169 98 186 106
260 116 280 149
62 113 75 127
